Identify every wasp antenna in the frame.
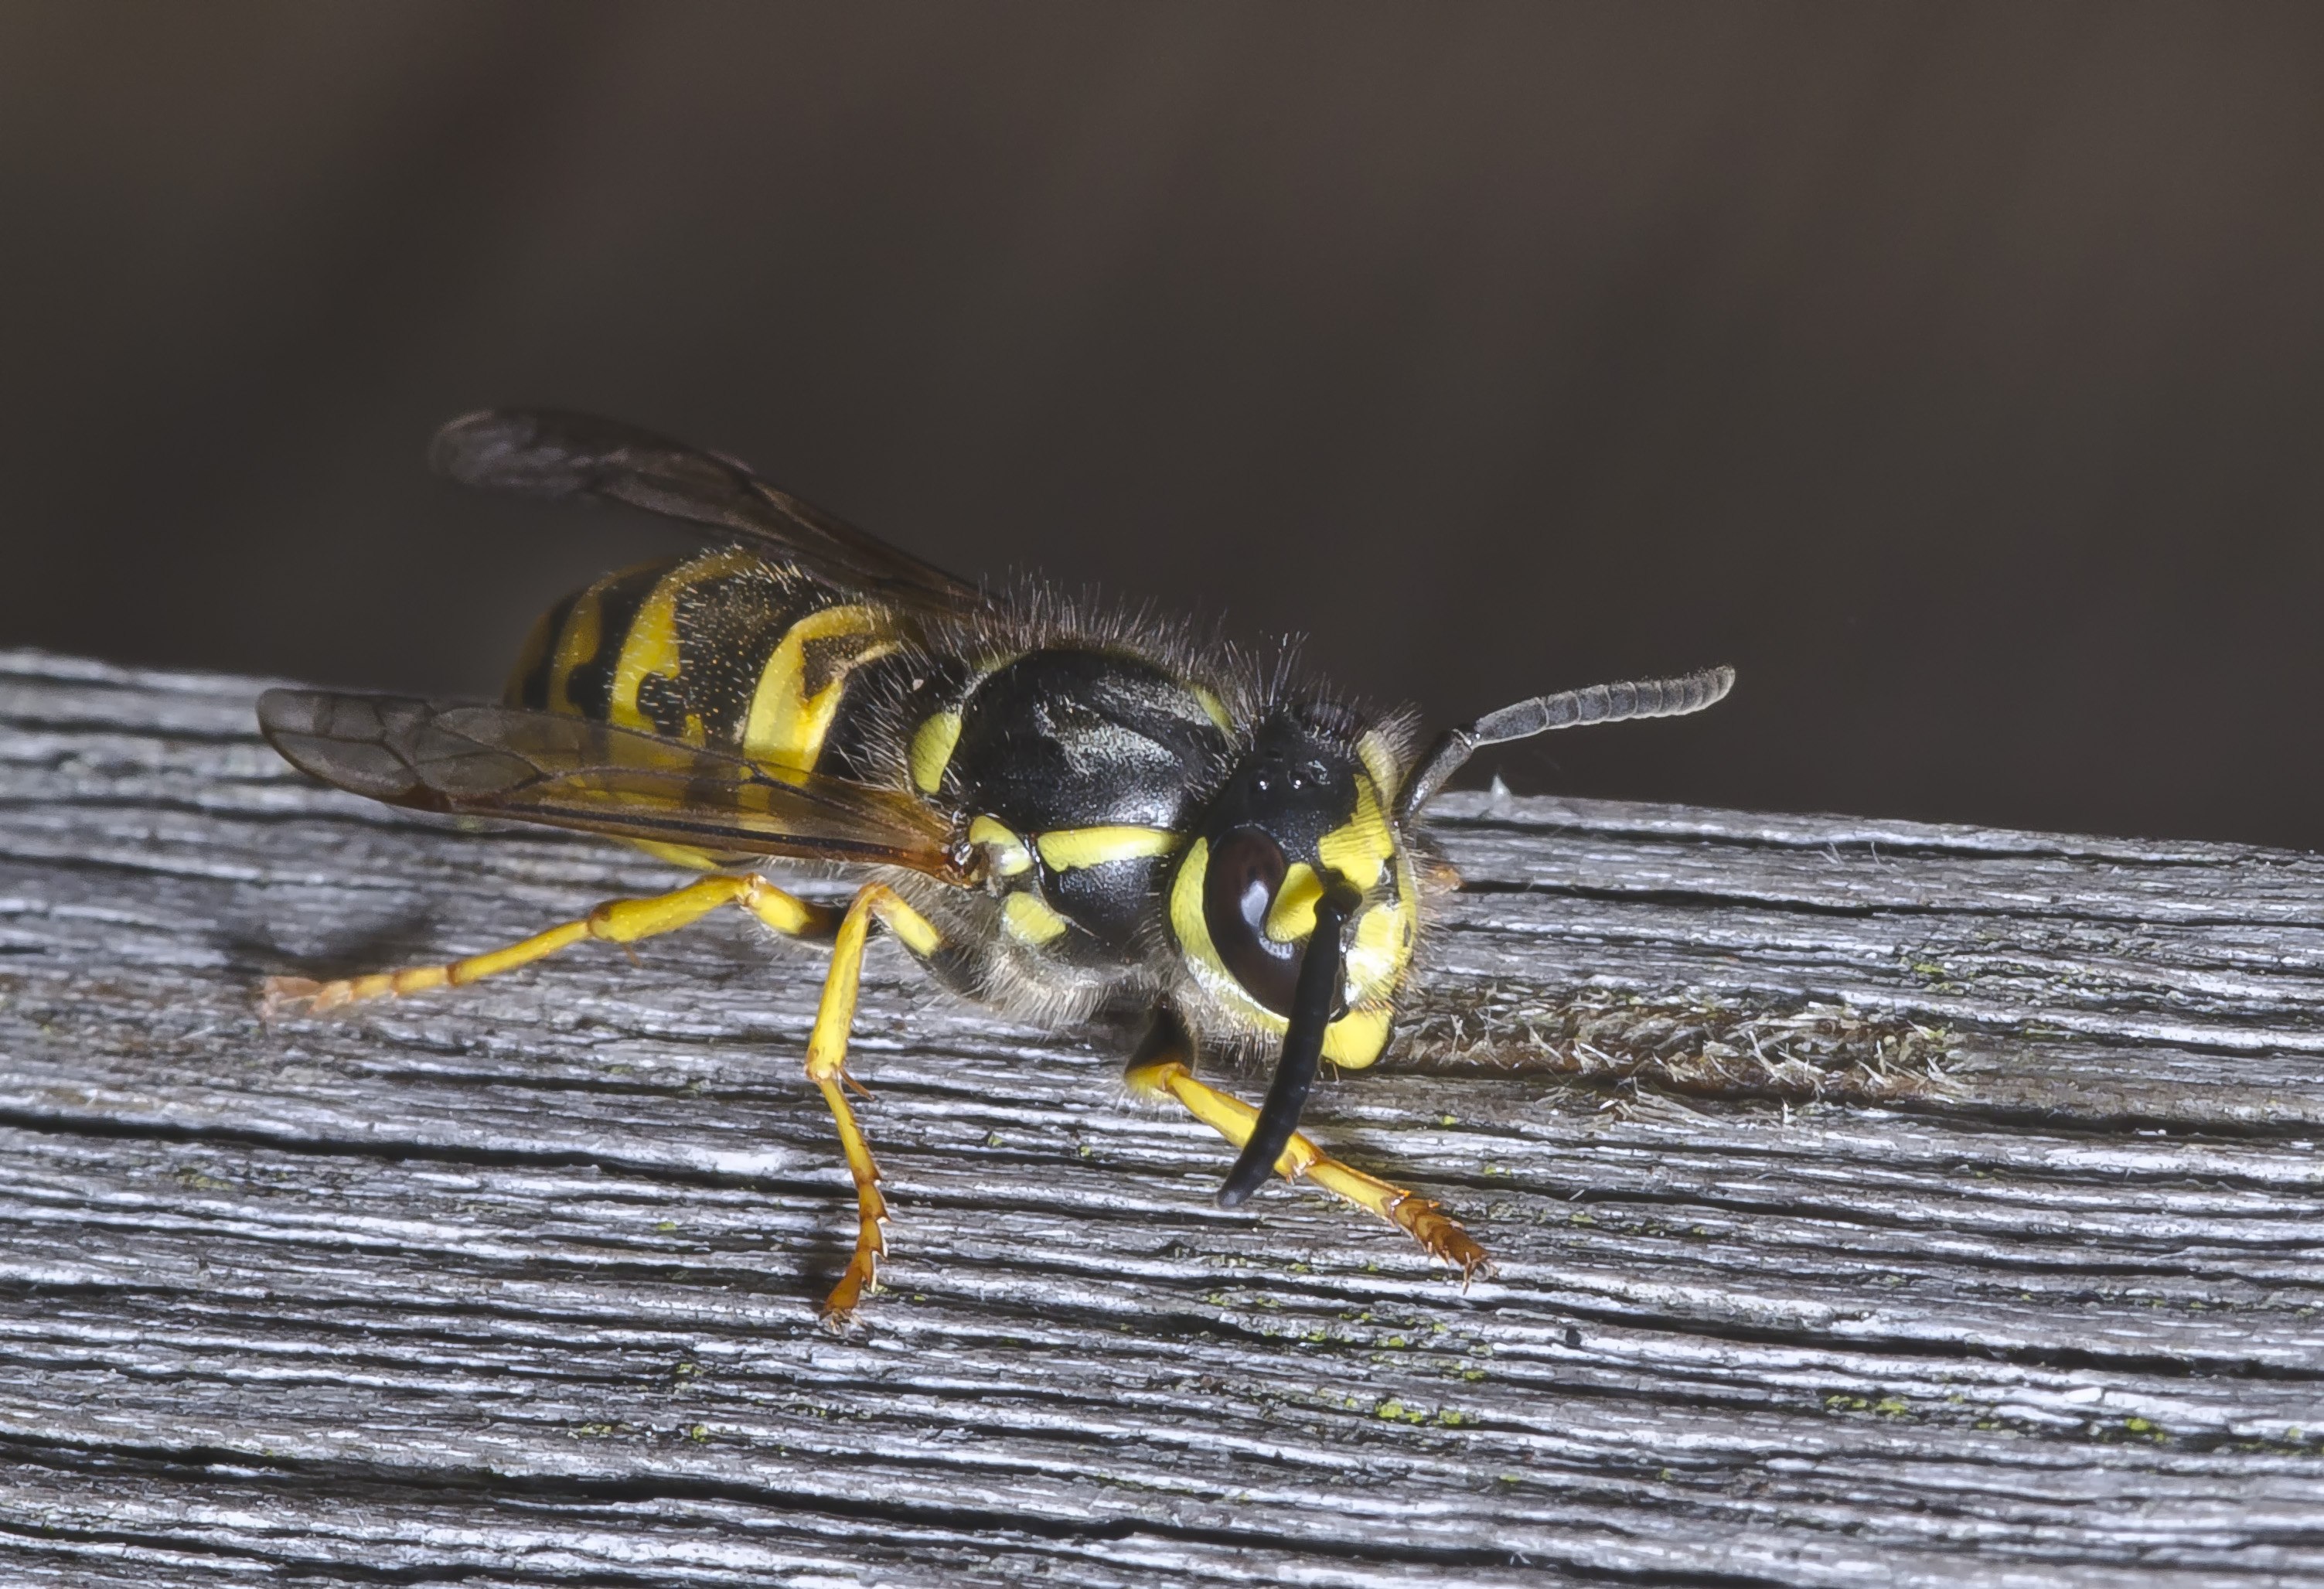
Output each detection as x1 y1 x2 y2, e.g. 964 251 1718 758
1395 666 1735 820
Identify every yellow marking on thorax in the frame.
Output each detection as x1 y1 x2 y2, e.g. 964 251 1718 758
1035 825 1184 871
1263 861 1324 942
1001 890 1072 946
609 549 761 742
1192 685 1234 735
968 815 1033 877
743 602 899 773
909 711 963 795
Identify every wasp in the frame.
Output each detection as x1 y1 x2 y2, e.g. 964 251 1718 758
260 410 1733 1322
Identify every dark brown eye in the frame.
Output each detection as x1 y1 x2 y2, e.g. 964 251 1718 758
1202 827 1300 1015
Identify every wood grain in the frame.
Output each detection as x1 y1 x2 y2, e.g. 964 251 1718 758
2 648 2320 1586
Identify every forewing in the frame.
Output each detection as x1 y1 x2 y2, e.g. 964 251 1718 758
430 408 984 614
259 690 969 882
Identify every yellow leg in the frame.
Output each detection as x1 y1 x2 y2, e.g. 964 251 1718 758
263 872 838 1011
804 882 945 1324
1126 1043 1490 1280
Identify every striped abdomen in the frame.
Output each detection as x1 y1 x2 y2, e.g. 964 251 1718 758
506 547 907 780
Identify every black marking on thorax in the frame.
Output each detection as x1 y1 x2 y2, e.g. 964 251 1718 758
947 647 1232 955
820 650 969 785
946 649 1228 832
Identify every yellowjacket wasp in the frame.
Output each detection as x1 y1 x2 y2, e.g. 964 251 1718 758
261 410 1733 1322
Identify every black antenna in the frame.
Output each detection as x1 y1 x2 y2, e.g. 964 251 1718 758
1216 876 1365 1208
1395 666 1735 822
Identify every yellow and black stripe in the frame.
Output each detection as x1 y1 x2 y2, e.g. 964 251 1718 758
506 550 912 869
509 550 904 771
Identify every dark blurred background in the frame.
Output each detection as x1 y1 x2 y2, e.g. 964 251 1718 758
4 2 2322 847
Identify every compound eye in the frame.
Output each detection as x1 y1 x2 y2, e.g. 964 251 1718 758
1201 827 1300 1016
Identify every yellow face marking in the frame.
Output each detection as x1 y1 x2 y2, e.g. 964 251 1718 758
1316 774 1395 893
1171 833 1410 1068
1034 825 1184 871
1344 895 1409 1000
1001 890 1072 946
1346 800 1421 1010
909 711 963 796
968 814 1033 877
1263 861 1323 943
742 602 898 772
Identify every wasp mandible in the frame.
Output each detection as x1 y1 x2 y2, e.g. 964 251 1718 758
261 410 1733 1321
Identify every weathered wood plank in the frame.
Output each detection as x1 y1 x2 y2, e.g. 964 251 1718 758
2 647 2321 1585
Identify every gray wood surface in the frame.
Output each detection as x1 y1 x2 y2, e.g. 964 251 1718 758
2 647 2321 1587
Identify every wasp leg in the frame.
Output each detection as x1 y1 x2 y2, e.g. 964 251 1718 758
263 872 839 1011
804 881 945 1325
1123 1009 1490 1280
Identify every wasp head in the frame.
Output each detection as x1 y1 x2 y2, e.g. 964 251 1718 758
1166 698 1424 1203
1171 701 1421 1059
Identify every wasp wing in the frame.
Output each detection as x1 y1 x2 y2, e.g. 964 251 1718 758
428 408 984 615
259 690 971 883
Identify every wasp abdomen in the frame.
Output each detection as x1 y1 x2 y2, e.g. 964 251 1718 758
509 550 902 772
